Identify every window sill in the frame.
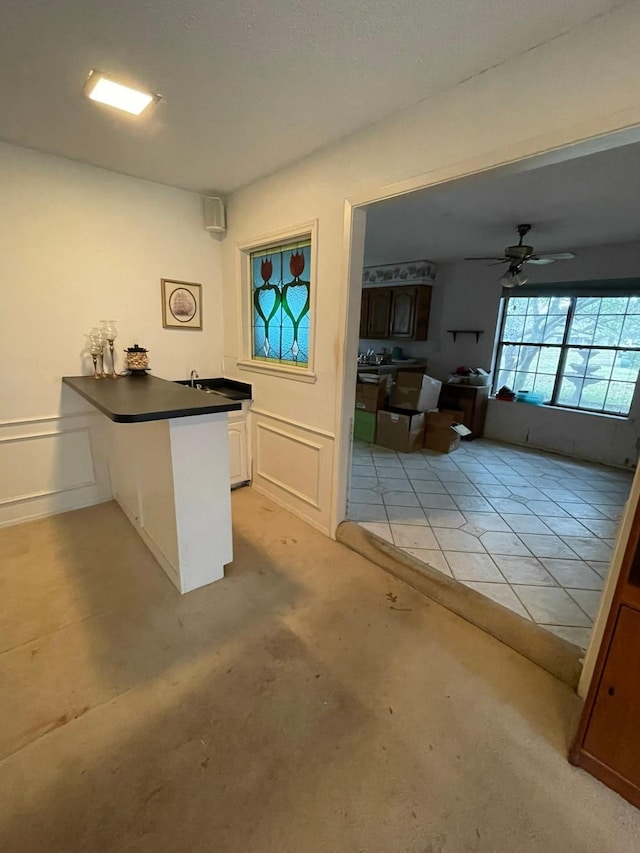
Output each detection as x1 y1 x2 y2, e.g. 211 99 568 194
236 359 317 384
489 397 629 421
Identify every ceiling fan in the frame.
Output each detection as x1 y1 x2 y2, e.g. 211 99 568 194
465 224 576 287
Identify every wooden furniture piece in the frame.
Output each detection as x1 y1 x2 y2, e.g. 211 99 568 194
569 493 640 809
437 383 489 439
360 284 432 340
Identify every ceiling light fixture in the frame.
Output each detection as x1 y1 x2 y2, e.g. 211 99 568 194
84 70 160 116
499 267 529 288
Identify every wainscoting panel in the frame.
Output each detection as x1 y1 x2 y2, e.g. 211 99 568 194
0 413 112 527
251 408 334 534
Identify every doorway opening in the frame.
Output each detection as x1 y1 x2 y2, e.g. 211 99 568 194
338 132 640 672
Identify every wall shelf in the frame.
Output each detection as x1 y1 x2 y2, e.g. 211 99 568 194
447 329 484 343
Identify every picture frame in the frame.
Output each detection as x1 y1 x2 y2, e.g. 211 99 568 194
161 279 202 330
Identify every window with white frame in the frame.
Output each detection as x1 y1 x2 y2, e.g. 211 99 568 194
493 292 640 416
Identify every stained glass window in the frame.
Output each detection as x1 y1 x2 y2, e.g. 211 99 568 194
251 239 311 367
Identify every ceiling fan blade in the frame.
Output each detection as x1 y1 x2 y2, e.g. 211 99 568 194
527 252 576 265
488 260 510 266
464 256 506 261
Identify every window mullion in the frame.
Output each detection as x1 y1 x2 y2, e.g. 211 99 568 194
550 297 576 405
492 296 510 394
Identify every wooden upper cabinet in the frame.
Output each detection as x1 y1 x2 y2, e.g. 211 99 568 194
360 284 432 341
389 287 417 338
359 289 370 338
366 288 392 338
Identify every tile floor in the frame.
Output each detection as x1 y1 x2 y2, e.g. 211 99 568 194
349 437 634 650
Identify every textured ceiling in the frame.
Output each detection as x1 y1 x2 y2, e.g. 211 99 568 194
363 140 640 265
0 0 626 193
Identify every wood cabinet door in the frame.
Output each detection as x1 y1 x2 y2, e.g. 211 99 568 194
359 289 370 338
389 287 417 339
583 605 640 786
440 388 474 429
367 289 391 338
413 285 432 340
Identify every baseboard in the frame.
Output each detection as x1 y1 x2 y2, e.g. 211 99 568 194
251 482 331 537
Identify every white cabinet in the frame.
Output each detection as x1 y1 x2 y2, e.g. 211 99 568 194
228 402 251 487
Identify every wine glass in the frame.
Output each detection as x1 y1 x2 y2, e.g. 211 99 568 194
88 327 106 378
101 320 118 377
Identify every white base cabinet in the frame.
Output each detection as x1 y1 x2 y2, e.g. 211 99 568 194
110 413 233 593
228 401 251 487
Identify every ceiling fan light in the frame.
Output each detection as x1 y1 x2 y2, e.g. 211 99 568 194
499 269 528 288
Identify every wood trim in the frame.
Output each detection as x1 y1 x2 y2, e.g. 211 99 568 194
236 360 318 383
250 406 335 439
0 411 97 427
0 425 90 445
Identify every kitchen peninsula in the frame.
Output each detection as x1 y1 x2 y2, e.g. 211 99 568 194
63 374 241 593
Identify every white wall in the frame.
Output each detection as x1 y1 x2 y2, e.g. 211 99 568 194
220 1 640 534
0 142 222 526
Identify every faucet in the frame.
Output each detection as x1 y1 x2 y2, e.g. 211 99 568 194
190 369 199 388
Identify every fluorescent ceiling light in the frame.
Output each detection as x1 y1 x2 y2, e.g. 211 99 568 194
84 71 159 116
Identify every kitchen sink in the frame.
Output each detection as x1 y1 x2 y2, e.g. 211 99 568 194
174 378 252 401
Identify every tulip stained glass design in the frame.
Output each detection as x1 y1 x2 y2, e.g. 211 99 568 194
251 239 311 367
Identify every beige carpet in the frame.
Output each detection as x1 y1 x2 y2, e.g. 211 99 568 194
0 489 638 852
337 520 583 687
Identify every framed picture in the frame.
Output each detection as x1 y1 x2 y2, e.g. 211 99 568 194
161 279 202 330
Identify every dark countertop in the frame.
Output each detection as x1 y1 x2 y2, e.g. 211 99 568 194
174 377 252 401
63 374 242 423
357 361 427 373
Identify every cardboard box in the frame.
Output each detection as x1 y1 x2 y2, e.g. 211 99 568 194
376 408 425 453
424 420 472 453
355 376 388 413
354 409 376 443
424 430 461 454
425 409 465 430
390 372 442 412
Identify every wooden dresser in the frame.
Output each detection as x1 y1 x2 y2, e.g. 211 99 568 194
438 383 489 440
569 493 640 809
